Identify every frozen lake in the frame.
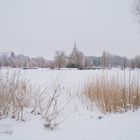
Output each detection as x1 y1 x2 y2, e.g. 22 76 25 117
8 68 140 90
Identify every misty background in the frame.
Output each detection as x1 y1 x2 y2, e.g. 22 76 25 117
0 0 140 59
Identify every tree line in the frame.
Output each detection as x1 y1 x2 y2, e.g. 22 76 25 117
0 48 140 69
0 52 47 68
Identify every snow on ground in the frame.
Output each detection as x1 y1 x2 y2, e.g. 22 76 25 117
1 110 140 140
0 68 140 140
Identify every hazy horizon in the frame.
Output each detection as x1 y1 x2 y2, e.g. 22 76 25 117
0 0 140 59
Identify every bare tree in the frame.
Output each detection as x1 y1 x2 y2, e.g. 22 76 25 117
54 51 66 70
134 0 140 22
135 0 140 15
101 51 111 68
130 58 136 69
32 57 47 68
121 57 128 70
135 55 140 68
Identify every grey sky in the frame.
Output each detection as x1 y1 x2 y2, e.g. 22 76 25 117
0 0 139 59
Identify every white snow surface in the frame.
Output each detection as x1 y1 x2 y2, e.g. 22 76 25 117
0 68 140 140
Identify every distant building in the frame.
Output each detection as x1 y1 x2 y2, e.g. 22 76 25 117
85 56 101 67
0 51 15 58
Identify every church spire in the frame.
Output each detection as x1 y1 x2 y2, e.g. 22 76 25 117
74 42 76 48
73 42 78 52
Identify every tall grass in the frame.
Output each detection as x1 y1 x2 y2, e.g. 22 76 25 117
83 70 140 113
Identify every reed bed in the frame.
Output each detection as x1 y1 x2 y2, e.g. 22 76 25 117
83 70 140 113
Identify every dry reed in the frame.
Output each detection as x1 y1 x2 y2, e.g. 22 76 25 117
83 70 140 113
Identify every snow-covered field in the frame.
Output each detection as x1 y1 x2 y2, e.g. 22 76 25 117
0 68 140 140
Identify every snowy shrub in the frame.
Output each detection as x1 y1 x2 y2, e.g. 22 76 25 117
0 70 69 128
31 77 70 130
0 71 31 121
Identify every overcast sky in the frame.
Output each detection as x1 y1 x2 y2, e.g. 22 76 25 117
0 0 140 59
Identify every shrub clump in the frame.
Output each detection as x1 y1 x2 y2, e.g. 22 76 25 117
0 71 31 121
